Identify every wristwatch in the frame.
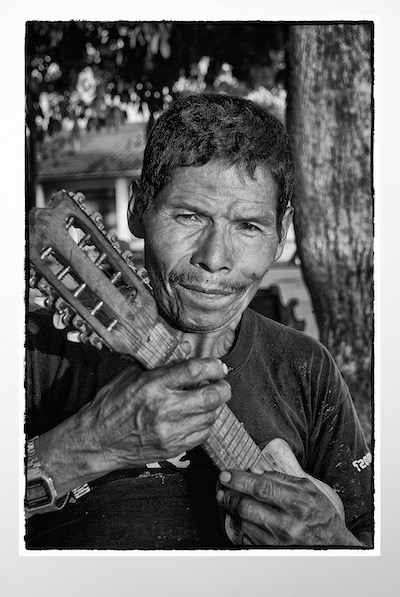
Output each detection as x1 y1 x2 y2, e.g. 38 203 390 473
25 436 69 514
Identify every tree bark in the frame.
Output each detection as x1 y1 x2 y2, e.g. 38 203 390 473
286 24 373 443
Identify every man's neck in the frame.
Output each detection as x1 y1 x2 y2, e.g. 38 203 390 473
175 314 242 359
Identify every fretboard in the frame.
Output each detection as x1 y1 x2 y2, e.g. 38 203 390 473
204 404 261 470
164 345 266 472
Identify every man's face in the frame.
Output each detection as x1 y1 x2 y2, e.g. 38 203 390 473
140 161 292 333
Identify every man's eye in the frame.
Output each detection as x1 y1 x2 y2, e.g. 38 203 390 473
239 222 261 234
176 214 201 224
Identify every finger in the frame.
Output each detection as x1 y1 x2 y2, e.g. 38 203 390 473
218 488 291 545
217 488 278 526
155 358 229 390
181 427 214 451
219 470 299 509
175 379 231 416
170 404 225 442
218 489 295 546
242 534 255 546
241 520 281 547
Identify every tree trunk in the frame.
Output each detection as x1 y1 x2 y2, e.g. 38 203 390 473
286 24 373 443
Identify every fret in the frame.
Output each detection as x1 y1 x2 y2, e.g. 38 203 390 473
232 430 250 469
235 428 257 469
215 408 237 441
205 404 262 471
248 443 263 470
239 431 261 470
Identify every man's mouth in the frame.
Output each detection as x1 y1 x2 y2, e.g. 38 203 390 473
179 283 233 296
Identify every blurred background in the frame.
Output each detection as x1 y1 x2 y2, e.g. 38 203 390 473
26 22 372 440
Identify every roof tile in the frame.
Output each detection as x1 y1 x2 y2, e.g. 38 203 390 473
37 123 147 181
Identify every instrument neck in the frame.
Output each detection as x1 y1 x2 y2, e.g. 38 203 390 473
204 404 262 471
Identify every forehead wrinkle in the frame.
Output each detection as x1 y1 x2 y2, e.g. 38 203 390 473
157 163 278 217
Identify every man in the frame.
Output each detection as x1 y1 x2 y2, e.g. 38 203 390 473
26 93 372 549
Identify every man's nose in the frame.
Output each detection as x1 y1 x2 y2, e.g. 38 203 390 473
190 226 234 273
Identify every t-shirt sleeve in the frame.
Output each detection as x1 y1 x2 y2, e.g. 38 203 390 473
26 310 136 437
305 346 373 539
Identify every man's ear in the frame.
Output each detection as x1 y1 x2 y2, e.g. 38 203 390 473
127 178 145 238
273 206 294 262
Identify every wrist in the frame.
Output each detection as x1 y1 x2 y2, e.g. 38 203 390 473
25 436 70 515
34 410 115 496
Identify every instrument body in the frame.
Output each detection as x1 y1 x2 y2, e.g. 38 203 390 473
29 190 345 542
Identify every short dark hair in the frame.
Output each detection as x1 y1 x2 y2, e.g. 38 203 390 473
140 93 294 230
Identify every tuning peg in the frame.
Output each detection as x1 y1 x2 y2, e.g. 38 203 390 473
89 334 103 350
65 216 75 230
40 247 54 260
73 192 87 207
107 232 118 243
94 252 108 268
122 250 136 267
33 296 49 309
110 272 122 285
107 319 118 332
67 329 91 344
29 268 39 288
137 267 151 287
90 300 104 316
67 331 82 343
79 330 90 343
62 310 73 326
122 250 133 261
137 267 149 279
90 212 105 230
38 278 52 296
77 233 92 249
107 233 121 253
55 297 69 312
53 312 67 330
56 307 73 328
72 315 86 331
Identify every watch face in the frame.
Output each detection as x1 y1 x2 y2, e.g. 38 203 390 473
26 480 52 508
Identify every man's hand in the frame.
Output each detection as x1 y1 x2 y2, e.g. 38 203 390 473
35 358 231 497
217 470 365 547
82 357 231 466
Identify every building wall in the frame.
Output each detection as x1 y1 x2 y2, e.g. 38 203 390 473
36 176 144 251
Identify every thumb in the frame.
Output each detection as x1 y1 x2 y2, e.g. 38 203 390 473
157 357 229 390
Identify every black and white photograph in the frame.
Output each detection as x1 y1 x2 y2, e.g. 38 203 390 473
2 2 399 596
24 18 374 552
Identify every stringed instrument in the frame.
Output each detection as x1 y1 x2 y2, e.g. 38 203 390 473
28 190 345 543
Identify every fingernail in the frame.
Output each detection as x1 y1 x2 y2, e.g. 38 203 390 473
220 471 231 484
180 341 192 356
216 489 224 502
219 360 229 375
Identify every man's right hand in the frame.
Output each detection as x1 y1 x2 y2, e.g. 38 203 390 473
34 358 231 497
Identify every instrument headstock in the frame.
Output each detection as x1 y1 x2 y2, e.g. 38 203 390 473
29 190 186 368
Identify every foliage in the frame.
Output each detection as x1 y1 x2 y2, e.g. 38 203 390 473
26 21 287 142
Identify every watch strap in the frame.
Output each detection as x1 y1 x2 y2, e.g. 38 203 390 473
25 436 69 513
25 437 91 515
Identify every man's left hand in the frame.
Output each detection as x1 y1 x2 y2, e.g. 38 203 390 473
217 470 364 547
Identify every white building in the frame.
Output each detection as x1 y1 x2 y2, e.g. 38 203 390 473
35 122 147 253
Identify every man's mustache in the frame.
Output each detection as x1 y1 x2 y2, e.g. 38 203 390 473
168 271 248 294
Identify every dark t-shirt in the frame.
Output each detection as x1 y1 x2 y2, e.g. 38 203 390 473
26 308 373 549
